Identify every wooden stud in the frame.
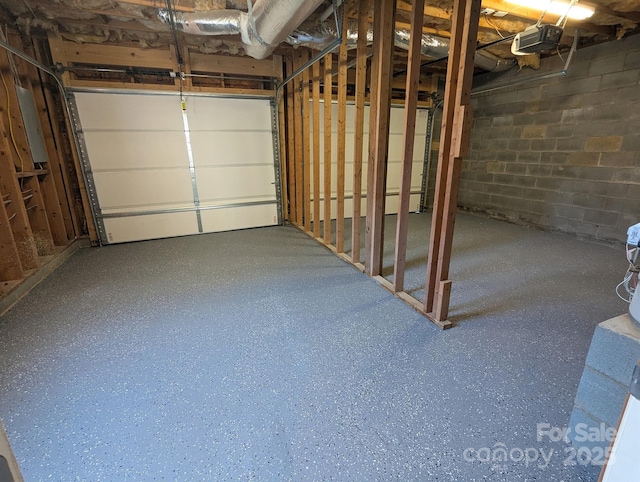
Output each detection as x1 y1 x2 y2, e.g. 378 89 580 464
312 60 321 239
336 11 348 254
424 0 481 321
285 55 296 224
393 0 425 292
323 53 333 246
0 184 22 281
0 48 54 256
293 50 304 227
0 112 38 270
364 0 396 276
14 38 69 247
351 0 369 265
301 50 311 233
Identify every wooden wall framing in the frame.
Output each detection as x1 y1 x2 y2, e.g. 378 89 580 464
285 0 480 329
0 32 88 299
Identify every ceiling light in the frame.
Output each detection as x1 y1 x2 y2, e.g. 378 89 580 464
504 0 595 21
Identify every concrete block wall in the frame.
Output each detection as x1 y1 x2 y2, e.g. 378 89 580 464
460 33 640 243
568 314 640 451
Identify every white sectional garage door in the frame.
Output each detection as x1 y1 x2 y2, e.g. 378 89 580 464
73 91 279 244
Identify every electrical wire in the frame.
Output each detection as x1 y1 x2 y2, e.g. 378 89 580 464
0 60 25 173
484 14 505 39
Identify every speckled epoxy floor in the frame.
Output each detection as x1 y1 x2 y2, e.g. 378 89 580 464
0 212 626 481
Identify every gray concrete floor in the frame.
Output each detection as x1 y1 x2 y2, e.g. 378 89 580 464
0 212 627 481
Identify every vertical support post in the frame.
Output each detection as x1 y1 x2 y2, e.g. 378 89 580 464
323 54 333 245
336 8 348 254
293 50 304 227
351 0 369 264
393 0 425 292
364 0 396 276
424 0 481 321
0 184 22 281
301 50 311 233
285 55 296 224
312 60 321 238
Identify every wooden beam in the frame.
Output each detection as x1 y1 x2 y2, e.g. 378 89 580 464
189 53 276 77
351 0 369 265
336 12 349 254
293 50 304 227
323 53 333 246
364 0 396 276
393 0 425 293
302 50 311 233
424 0 481 322
50 40 177 70
312 60 321 239
285 55 296 224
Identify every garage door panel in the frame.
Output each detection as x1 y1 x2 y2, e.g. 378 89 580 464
200 204 278 233
84 131 189 170
196 165 275 203
187 97 272 131
93 169 195 209
190 131 273 167
103 212 200 244
75 92 184 131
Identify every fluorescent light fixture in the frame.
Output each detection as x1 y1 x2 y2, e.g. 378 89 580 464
504 0 595 20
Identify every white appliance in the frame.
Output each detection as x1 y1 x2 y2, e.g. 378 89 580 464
618 223 640 325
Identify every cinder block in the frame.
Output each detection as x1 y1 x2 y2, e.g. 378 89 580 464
621 135 640 152
568 407 613 451
545 124 574 138
521 125 547 139
533 110 563 125
512 114 536 126
556 137 586 151
601 69 640 90
572 193 606 209
516 86 541 102
582 209 619 227
517 151 540 163
531 138 557 151
492 115 513 127
574 367 627 428
588 54 627 76
597 225 626 243
566 152 600 166
561 107 594 124
526 164 553 177
505 162 527 175
612 167 640 184
552 204 584 220
585 136 623 152
586 315 640 386
566 76 602 95
624 50 640 70
599 151 638 167
539 152 569 165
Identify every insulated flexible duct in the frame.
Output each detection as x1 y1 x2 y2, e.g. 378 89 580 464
288 21 515 73
159 0 324 60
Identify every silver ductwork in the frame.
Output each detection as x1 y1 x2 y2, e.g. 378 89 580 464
159 0 324 60
288 21 515 73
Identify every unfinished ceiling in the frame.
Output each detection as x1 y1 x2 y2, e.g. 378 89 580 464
0 0 639 71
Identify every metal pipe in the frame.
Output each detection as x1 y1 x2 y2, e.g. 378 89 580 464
276 36 342 94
